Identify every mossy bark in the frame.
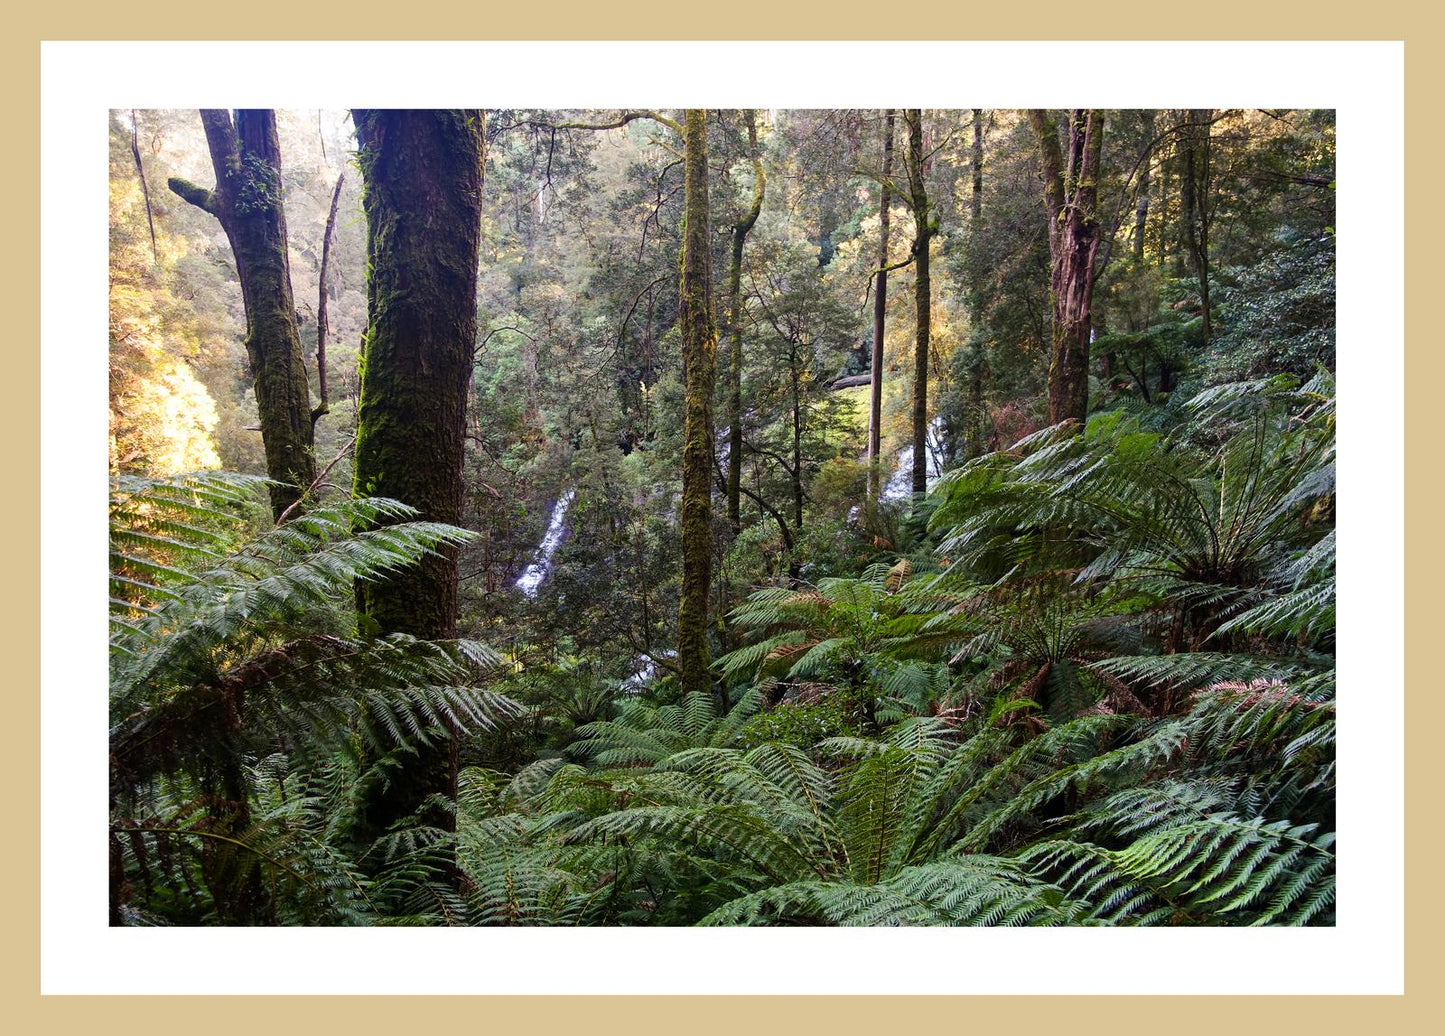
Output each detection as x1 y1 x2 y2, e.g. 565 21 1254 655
726 110 764 533
677 110 717 700
905 110 933 497
1028 109 1104 426
1132 112 1154 261
350 109 485 839
867 111 894 502
167 109 315 521
1180 109 1213 344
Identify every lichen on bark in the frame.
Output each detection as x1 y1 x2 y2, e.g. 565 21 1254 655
677 109 717 700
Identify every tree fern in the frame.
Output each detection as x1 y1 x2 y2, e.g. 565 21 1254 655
109 472 517 925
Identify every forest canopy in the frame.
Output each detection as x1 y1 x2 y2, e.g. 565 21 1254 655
108 107 1336 927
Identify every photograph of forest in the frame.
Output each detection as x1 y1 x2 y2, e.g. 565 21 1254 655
108 107 1336 927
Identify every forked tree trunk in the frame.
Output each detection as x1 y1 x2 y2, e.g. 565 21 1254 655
677 109 717 700
349 109 485 841
168 109 315 520
1028 109 1104 426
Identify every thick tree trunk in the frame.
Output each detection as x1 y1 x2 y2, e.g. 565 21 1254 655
726 111 764 532
867 111 894 502
677 109 717 700
1028 109 1104 426
905 110 933 497
167 109 315 521
350 109 485 839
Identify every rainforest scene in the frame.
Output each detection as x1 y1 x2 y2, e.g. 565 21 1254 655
108 107 1336 927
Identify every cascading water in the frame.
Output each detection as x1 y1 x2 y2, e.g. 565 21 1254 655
881 416 946 503
515 490 575 597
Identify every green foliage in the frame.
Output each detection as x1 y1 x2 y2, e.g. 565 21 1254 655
107 110 1337 929
568 689 763 767
469 677 1332 926
1206 240 1335 381
734 691 867 750
110 472 517 925
931 376 1334 674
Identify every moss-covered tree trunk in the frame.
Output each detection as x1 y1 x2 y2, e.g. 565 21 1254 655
1132 113 1154 261
349 109 485 839
1028 109 1104 426
1180 109 1213 344
167 109 314 521
677 109 717 699
905 110 934 497
726 110 765 532
867 111 894 502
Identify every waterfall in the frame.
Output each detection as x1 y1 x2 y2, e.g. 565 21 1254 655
881 417 945 503
620 651 668 695
515 490 575 597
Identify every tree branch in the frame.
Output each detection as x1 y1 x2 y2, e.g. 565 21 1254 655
549 109 684 136
166 176 217 215
713 454 795 551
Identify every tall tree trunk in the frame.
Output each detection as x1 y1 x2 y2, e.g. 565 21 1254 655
905 110 933 497
867 110 894 502
971 108 985 222
1028 109 1104 426
964 109 989 461
1158 148 1173 272
1180 109 1214 343
1132 161 1151 262
1132 113 1154 262
129 111 158 265
726 110 764 532
349 109 485 841
791 352 804 531
168 109 315 521
677 109 717 700
312 170 345 426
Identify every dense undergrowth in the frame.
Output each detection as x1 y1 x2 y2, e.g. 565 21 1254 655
109 372 1334 926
